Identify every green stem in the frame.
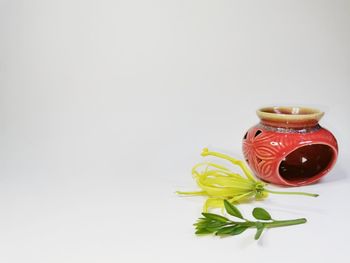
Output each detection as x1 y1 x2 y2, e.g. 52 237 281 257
226 218 307 228
264 218 307 228
264 188 319 197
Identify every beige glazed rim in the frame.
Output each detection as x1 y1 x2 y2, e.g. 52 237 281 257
257 106 325 128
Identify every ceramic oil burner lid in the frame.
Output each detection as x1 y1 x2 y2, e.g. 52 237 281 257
242 106 338 186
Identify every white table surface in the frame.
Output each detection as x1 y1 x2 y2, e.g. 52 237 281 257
1 1 349 262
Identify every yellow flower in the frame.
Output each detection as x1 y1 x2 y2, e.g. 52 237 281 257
177 148 318 212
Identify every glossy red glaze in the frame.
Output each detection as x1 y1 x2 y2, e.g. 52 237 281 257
242 107 338 186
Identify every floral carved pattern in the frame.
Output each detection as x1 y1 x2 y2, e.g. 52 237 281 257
242 128 282 180
242 124 338 185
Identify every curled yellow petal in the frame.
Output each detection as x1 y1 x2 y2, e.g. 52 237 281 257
201 148 256 181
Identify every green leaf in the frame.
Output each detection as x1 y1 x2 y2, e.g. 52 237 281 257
252 207 272 220
223 200 243 219
202 212 229 222
194 219 209 228
254 222 264 240
203 226 220 232
229 225 249 235
194 222 208 229
215 225 237 235
206 221 228 228
216 225 248 236
194 218 206 223
195 229 212 235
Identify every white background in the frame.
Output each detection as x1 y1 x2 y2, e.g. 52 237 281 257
1 0 350 262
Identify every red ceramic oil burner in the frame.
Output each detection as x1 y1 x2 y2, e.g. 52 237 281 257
242 106 338 186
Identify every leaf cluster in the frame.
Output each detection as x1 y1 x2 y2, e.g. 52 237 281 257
194 200 306 240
